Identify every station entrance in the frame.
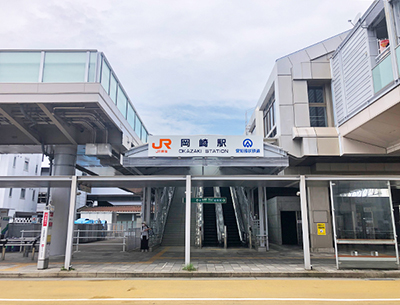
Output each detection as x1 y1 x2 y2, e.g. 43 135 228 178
2 174 400 271
1 139 399 271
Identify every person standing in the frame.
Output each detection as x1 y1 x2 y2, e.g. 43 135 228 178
140 222 150 252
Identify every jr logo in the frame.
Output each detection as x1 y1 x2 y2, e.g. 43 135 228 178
243 138 253 148
152 139 172 149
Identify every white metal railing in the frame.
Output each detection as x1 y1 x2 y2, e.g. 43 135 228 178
19 230 41 252
73 228 141 252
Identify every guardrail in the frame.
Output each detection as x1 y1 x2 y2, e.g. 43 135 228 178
20 230 41 252
73 228 142 252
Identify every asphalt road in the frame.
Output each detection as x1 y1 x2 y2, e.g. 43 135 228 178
0 278 399 304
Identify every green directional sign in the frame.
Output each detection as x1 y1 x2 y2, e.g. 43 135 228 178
190 197 227 204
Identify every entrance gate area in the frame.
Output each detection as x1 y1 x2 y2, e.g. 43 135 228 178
1 175 400 271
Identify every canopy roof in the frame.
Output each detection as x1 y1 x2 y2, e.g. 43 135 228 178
123 143 289 176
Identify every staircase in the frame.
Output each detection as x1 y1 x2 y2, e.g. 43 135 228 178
162 187 196 246
221 187 242 247
202 187 219 247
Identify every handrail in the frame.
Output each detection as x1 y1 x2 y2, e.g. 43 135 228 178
236 187 251 235
230 187 246 243
214 187 225 245
150 187 175 247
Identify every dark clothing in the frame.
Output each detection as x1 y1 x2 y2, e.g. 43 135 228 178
140 236 149 250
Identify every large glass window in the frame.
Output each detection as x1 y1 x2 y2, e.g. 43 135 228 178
263 93 276 138
117 85 127 118
135 116 142 138
100 59 111 93
43 52 87 82
109 74 118 104
331 181 394 240
87 51 97 82
0 52 41 82
127 102 136 130
308 86 327 127
330 180 398 269
141 126 147 143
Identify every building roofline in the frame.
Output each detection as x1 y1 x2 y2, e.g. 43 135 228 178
332 0 381 58
275 31 350 63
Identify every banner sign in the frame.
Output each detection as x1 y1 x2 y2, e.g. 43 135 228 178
148 135 263 157
37 209 53 269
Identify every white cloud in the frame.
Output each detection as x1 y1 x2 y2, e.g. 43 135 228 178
0 0 374 135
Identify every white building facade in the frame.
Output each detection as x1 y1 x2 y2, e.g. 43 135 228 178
0 154 42 216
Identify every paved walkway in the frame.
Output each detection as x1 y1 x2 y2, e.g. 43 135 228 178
0 242 399 278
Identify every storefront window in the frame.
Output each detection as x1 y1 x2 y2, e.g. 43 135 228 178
330 180 398 269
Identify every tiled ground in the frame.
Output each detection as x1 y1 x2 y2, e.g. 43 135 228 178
0 240 398 277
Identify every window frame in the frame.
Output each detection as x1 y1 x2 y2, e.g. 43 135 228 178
20 188 26 199
263 93 277 138
23 158 29 172
308 86 328 128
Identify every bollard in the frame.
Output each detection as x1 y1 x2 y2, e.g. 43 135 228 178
20 230 24 253
224 226 227 249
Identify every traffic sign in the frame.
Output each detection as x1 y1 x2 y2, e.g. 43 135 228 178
189 197 227 204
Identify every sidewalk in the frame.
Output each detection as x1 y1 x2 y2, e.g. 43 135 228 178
1 243 399 278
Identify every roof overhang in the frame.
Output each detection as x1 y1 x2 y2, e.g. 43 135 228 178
339 84 400 155
1 175 400 189
123 142 289 176
0 83 140 154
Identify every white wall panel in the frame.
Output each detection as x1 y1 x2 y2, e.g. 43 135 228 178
331 27 374 125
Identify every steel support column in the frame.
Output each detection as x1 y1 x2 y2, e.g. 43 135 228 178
258 187 266 248
64 175 77 270
300 175 312 270
185 175 191 265
50 145 77 256
263 187 269 250
145 187 151 224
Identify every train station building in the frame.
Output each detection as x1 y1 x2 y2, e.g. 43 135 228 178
1 0 400 271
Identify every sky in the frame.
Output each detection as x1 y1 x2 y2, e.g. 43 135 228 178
0 0 374 136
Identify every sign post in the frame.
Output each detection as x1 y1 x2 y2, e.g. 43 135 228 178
37 208 54 270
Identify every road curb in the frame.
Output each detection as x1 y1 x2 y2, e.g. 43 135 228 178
1 270 400 279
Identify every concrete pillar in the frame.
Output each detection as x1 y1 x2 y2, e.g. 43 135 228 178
50 145 77 256
307 183 334 253
300 175 311 270
185 175 191 265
